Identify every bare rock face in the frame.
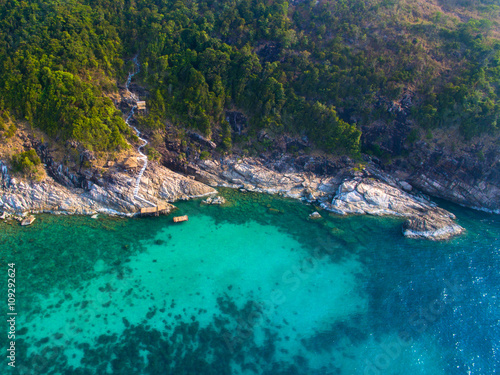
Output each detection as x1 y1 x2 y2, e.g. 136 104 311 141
195 157 341 200
321 178 464 240
1 178 101 215
0 161 215 217
408 172 500 214
141 163 216 202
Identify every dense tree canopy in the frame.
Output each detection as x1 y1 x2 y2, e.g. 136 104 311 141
0 0 127 151
0 0 498 154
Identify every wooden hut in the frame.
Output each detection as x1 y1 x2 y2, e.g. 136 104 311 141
137 101 146 111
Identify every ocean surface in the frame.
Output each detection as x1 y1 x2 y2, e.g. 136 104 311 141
1 188 499 375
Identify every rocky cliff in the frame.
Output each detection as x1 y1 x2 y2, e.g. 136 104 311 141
0 161 215 217
361 110 500 214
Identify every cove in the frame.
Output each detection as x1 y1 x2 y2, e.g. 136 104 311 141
1 189 499 374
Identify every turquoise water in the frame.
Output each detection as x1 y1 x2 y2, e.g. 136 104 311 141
1 189 499 374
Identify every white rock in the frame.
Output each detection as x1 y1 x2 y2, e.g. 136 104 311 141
339 180 358 193
399 181 413 192
309 211 322 219
342 190 364 203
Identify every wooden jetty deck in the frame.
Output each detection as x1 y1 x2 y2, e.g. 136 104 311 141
173 215 188 223
140 204 169 217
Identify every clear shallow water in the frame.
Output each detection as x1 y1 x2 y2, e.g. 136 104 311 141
1 189 499 375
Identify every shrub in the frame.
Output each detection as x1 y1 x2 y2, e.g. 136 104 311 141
200 151 211 160
1 123 16 138
11 149 41 176
147 147 161 161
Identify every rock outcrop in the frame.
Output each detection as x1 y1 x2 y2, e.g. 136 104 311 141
402 214 464 241
407 171 500 214
193 156 464 240
321 177 464 241
195 157 344 200
0 161 215 217
202 196 226 205
309 212 322 220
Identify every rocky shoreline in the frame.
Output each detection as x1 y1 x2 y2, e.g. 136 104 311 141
324 177 464 241
0 150 471 240
1 120 486 241
190 156 465 240
0 161 215 218
0 60 217 221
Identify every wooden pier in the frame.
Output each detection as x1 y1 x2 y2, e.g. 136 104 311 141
140 204 169 217
173 215 188 223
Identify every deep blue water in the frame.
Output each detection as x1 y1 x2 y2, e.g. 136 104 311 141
1 189 499 374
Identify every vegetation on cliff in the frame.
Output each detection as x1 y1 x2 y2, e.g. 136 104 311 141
0 0 129 152
0 0 499 157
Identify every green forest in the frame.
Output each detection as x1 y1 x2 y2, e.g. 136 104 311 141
0 0 499 156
